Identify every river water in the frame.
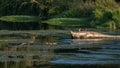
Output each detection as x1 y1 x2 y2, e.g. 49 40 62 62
0 30 120 68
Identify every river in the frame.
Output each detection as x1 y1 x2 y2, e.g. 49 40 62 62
0 30 120 68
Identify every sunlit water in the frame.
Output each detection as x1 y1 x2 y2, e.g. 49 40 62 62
0 31 120 68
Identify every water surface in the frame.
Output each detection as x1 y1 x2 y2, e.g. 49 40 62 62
0 30 120 68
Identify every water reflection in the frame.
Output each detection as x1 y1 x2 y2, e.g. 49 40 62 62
0 34 120 68
38 36 60 45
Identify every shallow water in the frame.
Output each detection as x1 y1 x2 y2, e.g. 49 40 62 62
0 30 120 68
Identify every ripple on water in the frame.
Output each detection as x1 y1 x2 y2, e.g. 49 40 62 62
50 59 120 64
0 35 120 67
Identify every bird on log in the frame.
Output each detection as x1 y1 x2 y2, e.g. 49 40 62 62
71 29 120 39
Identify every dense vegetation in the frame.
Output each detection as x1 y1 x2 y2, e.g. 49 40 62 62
92 0 120 29
0 0 120 30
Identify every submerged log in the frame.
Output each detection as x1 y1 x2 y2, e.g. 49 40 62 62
71 31 120 39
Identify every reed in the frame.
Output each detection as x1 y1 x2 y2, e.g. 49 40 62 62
0 15 38 22
42 18 91 27
0 15 40 30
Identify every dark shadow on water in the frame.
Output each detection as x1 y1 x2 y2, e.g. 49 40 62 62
50 64 120 68
0 61 119 68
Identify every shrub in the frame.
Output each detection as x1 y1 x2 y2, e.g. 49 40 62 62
92 0 120 29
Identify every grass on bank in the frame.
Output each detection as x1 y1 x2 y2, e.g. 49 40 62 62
0 15 38 22
42 18 91 27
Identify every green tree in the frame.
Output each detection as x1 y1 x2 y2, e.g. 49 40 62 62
92 0 120 29
54 0 95 18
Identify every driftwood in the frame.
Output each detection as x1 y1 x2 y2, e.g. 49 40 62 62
71 31 120 39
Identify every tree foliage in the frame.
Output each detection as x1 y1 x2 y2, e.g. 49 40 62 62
92 0 120 29
0 0 120 30
0 0 72 19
